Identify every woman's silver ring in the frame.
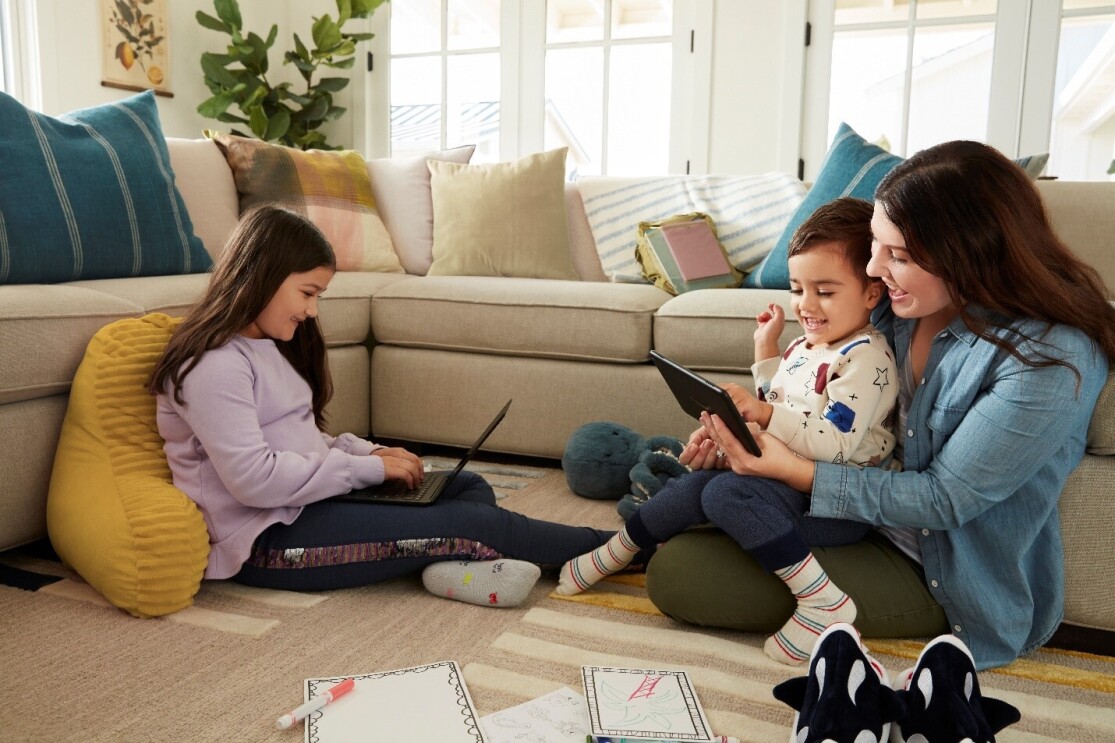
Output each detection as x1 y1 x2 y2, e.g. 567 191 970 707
716 449 725 459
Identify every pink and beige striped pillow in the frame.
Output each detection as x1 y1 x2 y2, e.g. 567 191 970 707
209 132 403 273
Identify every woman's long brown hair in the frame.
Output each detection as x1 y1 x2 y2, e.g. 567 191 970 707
875 140 1115 380
149 205 337 429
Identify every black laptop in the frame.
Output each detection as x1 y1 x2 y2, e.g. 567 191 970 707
649 351 762 457
334 400 512 506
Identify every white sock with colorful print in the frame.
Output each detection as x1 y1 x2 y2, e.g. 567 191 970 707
554 527 641 596
764 553 858 666
421 559 541 608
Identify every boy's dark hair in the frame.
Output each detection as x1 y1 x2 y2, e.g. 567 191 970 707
149 205 337 429
787 197 875 285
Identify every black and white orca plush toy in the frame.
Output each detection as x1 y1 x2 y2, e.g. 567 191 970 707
772 623 904 743
890 634 1021 742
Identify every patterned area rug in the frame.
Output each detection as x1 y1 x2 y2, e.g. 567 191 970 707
2 460 1113 742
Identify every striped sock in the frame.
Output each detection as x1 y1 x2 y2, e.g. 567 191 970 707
554 528 641 595
764 553 857 666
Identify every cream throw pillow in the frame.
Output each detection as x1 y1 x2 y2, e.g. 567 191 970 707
427 148 578 280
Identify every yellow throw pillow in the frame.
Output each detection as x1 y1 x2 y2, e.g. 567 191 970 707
427 148 578 280
208 132 404 274
47 313 210 618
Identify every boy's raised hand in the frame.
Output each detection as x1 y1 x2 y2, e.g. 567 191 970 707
754 303 785 362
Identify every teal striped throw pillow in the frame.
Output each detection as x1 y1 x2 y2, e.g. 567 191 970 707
0 91 211 284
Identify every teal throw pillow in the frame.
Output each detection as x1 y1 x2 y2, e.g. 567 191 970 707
745 122 1050 289
744 122 901 289
0 91 211 284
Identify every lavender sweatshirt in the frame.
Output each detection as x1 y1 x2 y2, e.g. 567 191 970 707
156 335 386 579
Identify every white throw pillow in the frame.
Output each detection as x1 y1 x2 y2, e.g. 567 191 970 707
367 145 476 274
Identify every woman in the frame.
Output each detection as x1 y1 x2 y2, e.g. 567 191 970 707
645 140 1114 669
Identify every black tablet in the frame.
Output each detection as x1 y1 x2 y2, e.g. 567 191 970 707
650 350 762 457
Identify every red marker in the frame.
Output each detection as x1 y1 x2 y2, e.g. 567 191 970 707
275 678 355 730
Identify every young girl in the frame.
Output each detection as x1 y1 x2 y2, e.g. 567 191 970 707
149 205 623 606
652 140 1114 670
557 198 898 665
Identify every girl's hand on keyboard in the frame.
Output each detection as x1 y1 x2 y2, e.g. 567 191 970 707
374 448 425 488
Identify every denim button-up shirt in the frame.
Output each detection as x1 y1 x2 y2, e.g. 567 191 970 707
811 306 1107 669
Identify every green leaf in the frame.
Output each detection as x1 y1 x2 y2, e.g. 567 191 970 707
323 56 356 70
201 52 240 88
312 15 343 51
197 92 235 119
115 0 134 25
325 105 347 121
285 91 313 106
336 0 352 26
264 109 292 141
315 77 349 93
216 112 250 124
293 33 310 62
346 32 375 42
350 0 387 19
249 105 268 138
195 8 227 30
213 0 242 31
265 24 278 49
292 95 330 123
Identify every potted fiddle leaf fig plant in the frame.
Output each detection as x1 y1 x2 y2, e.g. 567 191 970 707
196 0 387 150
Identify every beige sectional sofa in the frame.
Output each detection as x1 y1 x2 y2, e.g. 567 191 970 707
2 137 1112 636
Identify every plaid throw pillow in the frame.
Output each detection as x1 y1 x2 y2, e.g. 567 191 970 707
209 133 403 273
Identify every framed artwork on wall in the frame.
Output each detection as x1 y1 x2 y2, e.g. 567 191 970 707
100 0 173 97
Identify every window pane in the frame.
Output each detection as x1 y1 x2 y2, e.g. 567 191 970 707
834 0 911 26
1048 13 1115 180
828 29 908 152
906 24 994 155
611 0 672 41
447 53 500 161
391 57 442 157
547 0 604 43
1063 0 1115 10
391 0 441 54
545 47 604 177
448 0 500 51
916 0 997 21
607 43 670 174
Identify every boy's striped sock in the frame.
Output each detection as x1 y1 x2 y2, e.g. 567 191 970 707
554 527 641 595
764 553 857 666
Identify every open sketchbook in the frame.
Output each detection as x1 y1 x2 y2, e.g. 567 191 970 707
304 661 485 742
581 666 714 742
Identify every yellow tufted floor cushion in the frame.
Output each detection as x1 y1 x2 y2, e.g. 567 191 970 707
47 313 210 617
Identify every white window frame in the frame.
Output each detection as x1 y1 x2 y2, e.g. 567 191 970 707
0 0 42 108
361 0 706 175
801 0 1075 180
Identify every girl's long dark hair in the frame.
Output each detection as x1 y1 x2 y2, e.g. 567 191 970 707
874 140 1115 378
149 205 337 429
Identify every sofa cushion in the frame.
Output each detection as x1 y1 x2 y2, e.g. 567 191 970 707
371 276 668 362
47 313 210 618
653 288 800 372
577 173 807 283
367 146 476 275
0 90 212 284
209 132 404 274
166 138 240 260
0 284 142 405
427 148 579 280
566 184 608 282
